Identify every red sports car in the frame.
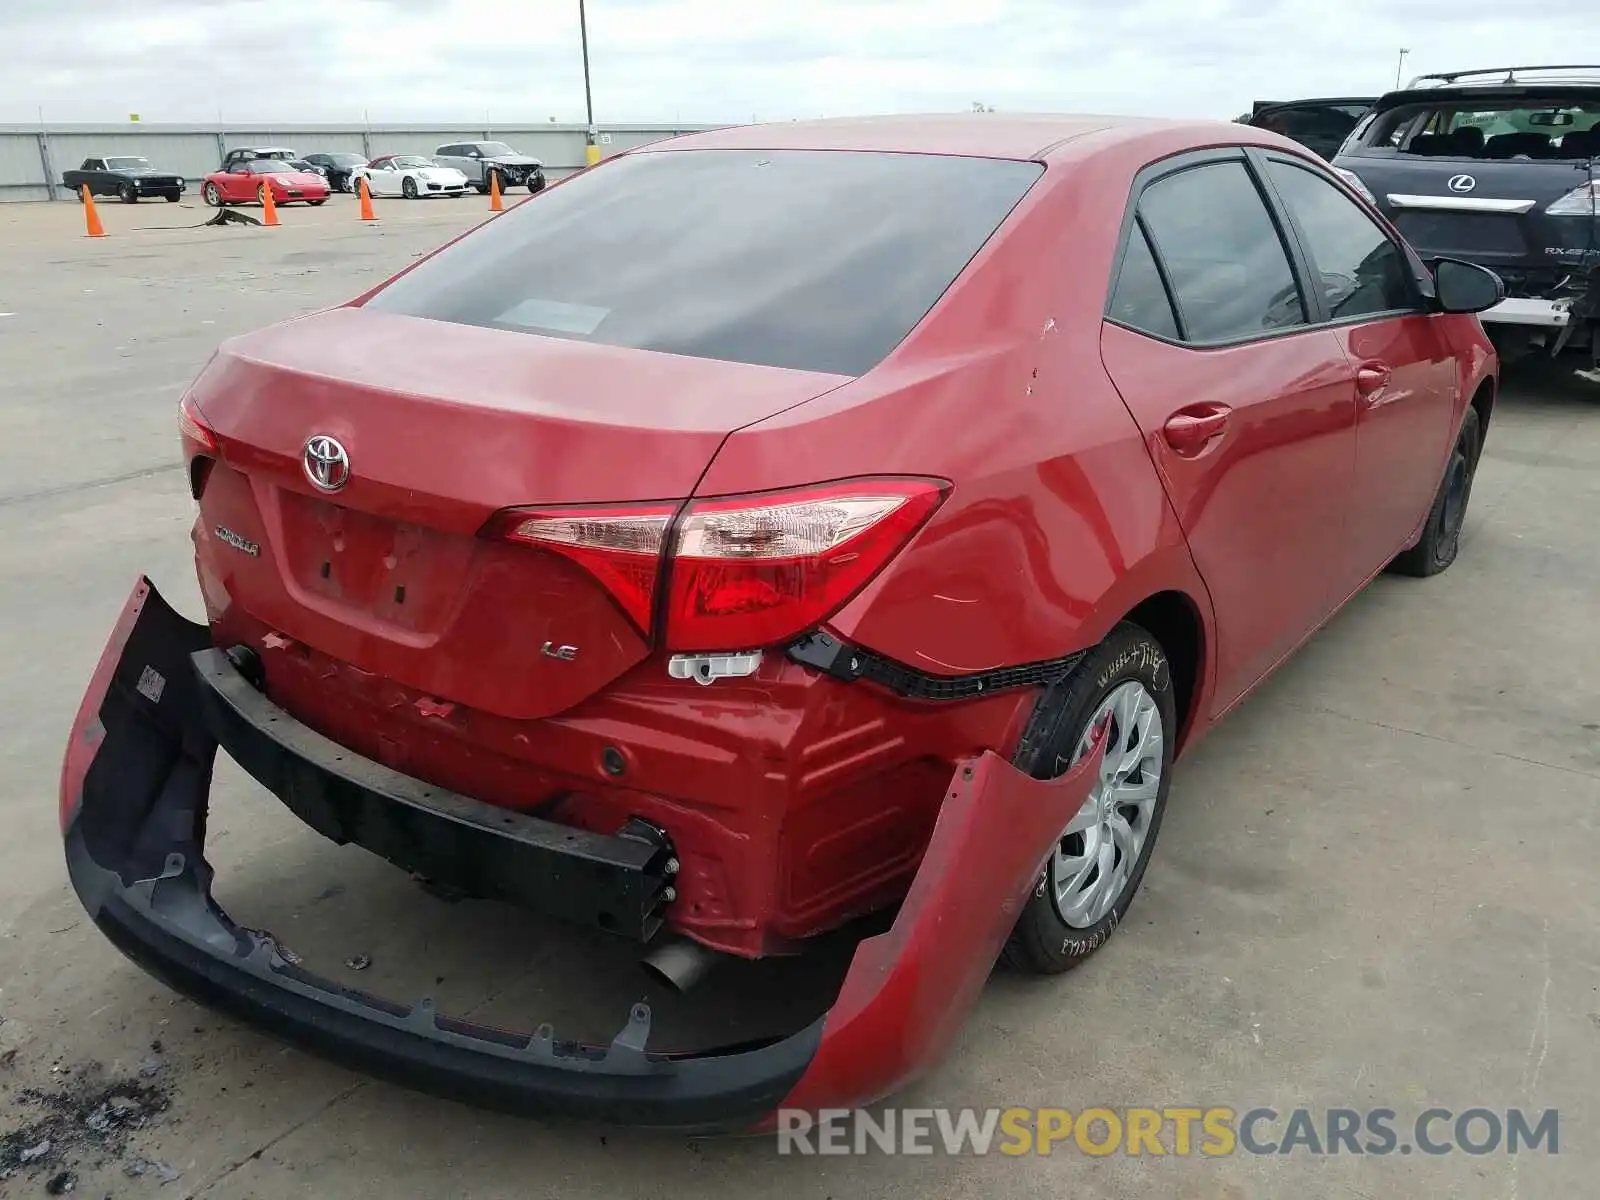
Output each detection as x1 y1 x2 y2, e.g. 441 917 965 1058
61 114 1500 1130
201 159 330 207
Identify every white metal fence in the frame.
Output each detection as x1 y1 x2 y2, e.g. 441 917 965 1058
0 122 712 202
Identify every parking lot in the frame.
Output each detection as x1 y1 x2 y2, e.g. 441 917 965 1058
1 192 1597 1199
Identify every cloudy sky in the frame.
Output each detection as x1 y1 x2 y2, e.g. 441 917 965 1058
5 0 1600 127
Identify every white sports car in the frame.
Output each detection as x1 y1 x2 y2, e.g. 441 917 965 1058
351 155 470 199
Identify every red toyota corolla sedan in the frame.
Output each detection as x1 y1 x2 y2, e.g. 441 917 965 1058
61 114 1499 1130
201 159 330 207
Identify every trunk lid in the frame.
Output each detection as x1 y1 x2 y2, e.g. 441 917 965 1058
189 307 848 720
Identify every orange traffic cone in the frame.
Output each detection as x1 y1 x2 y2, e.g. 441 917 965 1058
488 169 503 213
358 176 376 221
259 181 280 227
80 185 106 238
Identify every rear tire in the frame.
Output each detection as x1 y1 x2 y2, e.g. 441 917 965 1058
1388 407 1481 578
1000 623 1176 975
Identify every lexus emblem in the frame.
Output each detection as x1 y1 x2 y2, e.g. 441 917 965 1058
1447 174 1477 194
303 434 350 492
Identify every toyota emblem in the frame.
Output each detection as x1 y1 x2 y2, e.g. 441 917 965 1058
1447 174 1477 194
303 434 351 492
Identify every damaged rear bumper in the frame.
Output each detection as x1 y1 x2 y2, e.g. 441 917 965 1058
59 577 1099 1131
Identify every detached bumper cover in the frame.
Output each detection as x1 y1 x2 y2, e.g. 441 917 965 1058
60 577 1099 1130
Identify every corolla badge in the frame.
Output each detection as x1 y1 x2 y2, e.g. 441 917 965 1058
303 434 350 492
214 525 260 557
1447 174 1477 194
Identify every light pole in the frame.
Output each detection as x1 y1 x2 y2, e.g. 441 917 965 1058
580 0 599 166
1394 48 1410 90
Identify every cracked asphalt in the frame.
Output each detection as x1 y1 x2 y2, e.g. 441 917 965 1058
1 195 1597 1199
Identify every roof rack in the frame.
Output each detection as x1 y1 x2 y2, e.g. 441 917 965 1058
1406 65 1600 89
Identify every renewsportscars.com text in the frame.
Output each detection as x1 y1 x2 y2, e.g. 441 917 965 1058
776 1106 1560 1157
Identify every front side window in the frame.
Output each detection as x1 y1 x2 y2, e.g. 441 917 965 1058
1137 161 1306 343
1265 160 1416 320
362 148 1043 376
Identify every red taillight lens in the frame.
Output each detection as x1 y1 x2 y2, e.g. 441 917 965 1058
664 479 946 651
489 478 947 650
492 504 676 635
178 394 217 453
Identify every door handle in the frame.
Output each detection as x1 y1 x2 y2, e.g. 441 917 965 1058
1162 403 1232 455
1356 363 1392 397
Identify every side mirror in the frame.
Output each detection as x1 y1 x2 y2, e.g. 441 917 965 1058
1431 258 1505 315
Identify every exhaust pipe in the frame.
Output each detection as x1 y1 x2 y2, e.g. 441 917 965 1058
641 937 726 994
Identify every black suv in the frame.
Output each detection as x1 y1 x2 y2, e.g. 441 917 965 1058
1328 65 1600 368
1239 97 1377 161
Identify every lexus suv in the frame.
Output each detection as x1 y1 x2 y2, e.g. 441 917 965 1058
1329 65 1600 370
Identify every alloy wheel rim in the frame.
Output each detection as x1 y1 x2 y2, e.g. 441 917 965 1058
1050 680 1164 929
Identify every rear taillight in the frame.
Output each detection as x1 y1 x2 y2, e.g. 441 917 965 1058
664 480 945 650
489 477 947 650
1332 167 1377 207
492 503 676 635
178 394 217 453
1547 180 1598 217
179 395 218 500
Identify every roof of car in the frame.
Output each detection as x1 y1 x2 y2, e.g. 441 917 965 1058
642 113 1259 161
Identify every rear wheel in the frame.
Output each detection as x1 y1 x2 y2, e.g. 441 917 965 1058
1388 406 1482 578
1001 624 1176 975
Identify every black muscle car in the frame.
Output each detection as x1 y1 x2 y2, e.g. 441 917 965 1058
61 157 186 203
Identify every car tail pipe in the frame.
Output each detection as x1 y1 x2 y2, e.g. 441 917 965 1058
640 937 728 993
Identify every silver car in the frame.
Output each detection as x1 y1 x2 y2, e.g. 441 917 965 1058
432 141 547 194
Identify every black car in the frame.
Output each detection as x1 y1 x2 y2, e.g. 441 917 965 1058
1330 65 1600 368
1239 97 1377 161
60 156 186 203
220 147 297 170
301 152 369 192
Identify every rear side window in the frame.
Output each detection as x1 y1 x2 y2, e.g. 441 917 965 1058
1108 222 1180 339
1264 160 1416 319
1138 162 1306 343
362 149 1043 376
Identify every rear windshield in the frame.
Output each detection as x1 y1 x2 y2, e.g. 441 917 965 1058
1357 97 1600 160
361 148 1043 376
